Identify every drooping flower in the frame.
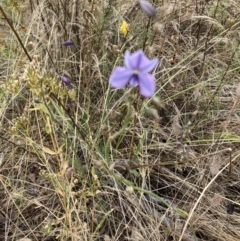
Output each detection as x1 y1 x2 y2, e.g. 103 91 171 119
120 20 130 37
60 75 71 85
139 0 157 17
62 40 74 46
109 50 158 97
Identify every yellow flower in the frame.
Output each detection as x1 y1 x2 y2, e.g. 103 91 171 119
120 20 130 37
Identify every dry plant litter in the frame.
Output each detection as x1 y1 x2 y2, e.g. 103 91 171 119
0 0 240 240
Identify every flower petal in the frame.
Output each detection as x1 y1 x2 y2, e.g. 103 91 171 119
124 51 132 69
129 74 139 87
138 73 156 97
125 50 158 73
139 57 158 73
109 67 133 88
129 50 158 72
124 50 143 69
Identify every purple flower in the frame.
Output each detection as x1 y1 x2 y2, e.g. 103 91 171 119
62 40 74 46
139 0 157 17
109 50 158 97
176 141 182 146
60 75 71 85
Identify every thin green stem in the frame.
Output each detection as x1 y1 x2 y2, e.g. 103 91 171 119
142 17 151 51
105 103 132 165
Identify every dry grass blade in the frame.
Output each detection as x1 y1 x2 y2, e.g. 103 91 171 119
1 0 240 240
210 154 221 176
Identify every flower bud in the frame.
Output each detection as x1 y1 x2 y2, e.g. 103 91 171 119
62 40 74 46
60 75 71 85
139 0 156 17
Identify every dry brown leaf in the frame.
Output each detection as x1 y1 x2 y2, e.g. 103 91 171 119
193 87 201 100
172 115 181 137
211 193 222 207
210 154 221 176
28 173 36 182
64 167 74 179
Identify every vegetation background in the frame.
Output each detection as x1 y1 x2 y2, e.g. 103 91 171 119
0 0 240 240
